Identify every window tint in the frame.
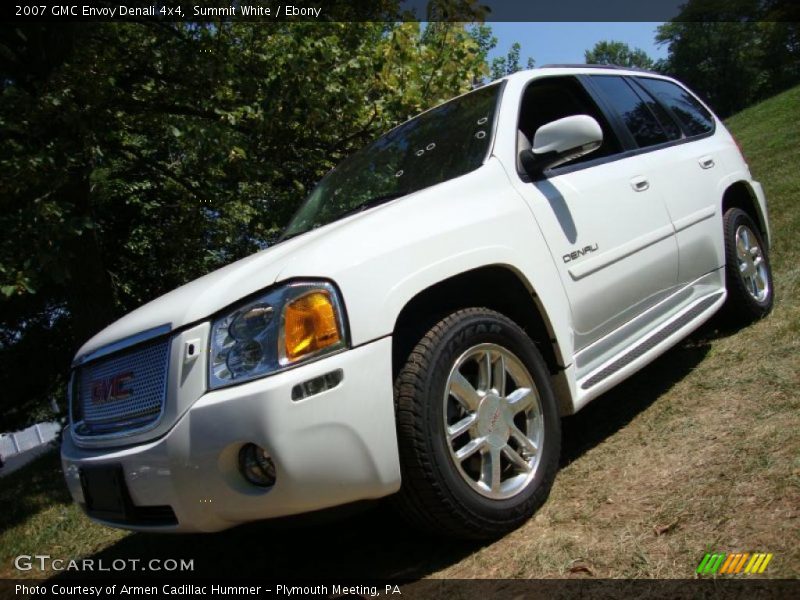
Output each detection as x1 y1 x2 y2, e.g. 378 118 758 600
590 75 670 148
632 83 682 140
636 77 715 136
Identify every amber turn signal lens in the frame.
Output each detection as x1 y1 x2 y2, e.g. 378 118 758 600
283 291 341 361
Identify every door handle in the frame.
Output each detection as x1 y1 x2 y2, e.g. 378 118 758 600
699 156 715 169
630 177 650 192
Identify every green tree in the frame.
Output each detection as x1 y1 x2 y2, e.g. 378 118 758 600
490 42 535 80
584 40 654 70
0 19 490 430
656 21 763 117
655 0 800 117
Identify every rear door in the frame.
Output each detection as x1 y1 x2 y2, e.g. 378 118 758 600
629 76 727 284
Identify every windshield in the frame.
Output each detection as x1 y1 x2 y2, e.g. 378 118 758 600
281 82 503 240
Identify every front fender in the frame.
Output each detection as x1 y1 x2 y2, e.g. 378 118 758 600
276 159 574 366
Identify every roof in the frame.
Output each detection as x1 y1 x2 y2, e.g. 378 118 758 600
540 63 659 75
500 64 671 84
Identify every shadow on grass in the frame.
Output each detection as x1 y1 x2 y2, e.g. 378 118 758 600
0 446 71 533
50 319 739 582
53 502 484 580
560 322 716 468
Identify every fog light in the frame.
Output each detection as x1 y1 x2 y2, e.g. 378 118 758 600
238 443 276 488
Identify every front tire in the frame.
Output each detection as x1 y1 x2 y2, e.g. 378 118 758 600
392 308 561 539
722 207 774 323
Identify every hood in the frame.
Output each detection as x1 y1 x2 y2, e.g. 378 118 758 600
73 161 508 363
74 180 438 362
74 220 349 361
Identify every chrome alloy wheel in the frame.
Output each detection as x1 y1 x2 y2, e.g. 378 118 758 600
735 225 770 302
443 343 544 500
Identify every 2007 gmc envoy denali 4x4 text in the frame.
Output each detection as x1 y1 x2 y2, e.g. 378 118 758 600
62 66 774 538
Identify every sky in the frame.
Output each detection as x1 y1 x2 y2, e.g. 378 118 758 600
486 22 668 67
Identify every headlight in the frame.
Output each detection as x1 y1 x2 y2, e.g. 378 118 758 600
209 281 347 390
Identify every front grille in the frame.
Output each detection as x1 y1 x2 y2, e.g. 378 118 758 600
74 337 170 437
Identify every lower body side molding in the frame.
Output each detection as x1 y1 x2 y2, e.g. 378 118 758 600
580 293 722 390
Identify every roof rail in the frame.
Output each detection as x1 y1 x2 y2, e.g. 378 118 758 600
539 63 659 75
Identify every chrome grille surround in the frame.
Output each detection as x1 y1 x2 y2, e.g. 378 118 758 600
72 336 170 439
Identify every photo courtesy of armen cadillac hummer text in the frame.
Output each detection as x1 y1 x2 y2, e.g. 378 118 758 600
61 66 774 538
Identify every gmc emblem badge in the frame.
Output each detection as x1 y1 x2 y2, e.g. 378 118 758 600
91 371 134 404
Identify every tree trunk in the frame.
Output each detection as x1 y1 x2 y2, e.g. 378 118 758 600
63 171 117 348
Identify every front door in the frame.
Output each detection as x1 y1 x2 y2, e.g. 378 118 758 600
521 155 679 351
509 75 679 353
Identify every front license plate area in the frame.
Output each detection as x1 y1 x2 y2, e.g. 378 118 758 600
80 465 129 522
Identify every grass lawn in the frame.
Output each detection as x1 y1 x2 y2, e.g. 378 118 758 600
1 85 798 581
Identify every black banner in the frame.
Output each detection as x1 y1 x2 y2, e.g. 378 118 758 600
2 579 800 600
4 0 800 23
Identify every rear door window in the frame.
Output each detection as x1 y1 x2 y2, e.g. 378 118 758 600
636 77 715 136
589 75 677 149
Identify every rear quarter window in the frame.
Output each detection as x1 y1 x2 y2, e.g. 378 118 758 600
636 77 715 137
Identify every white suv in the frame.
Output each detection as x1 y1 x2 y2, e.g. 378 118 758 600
61 66 773 538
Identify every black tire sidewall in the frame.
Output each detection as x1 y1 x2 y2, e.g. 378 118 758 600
421 311 560 522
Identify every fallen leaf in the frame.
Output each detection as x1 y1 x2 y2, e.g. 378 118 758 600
568 561 594 576
654 520 679 536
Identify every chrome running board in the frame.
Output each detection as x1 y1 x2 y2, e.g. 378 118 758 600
580 292 722 390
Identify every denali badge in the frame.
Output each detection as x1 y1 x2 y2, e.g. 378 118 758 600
91 371 134 404
563 243 599 263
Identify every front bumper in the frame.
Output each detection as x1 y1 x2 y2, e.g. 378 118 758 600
61 336 400 532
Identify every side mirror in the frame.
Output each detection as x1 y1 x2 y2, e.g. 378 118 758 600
520 115 603 179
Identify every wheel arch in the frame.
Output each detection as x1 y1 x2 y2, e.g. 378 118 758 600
722 181 769 245
391 265 571 412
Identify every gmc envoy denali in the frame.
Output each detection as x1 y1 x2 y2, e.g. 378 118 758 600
62 66 773 538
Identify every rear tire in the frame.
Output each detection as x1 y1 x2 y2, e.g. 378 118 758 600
722 208 774 323
392 308 560 539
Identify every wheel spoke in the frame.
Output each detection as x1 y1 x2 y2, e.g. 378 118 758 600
447 414 476 440
503 444 532 472
506 387 534 414
741 227 752 250
480 447 502 493
505 357 532 389
478 351 492 392
492 353 506 396
510 422 538 456
490 448 502 492
455 437 484 462
736 235 748 260
450 371 481 412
